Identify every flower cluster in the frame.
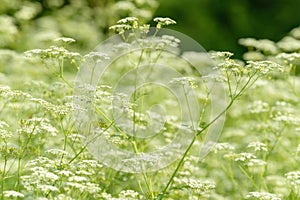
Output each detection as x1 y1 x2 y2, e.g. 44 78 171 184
245 60 284 75
173 177 216 196
18 117 58 136
54 37 76 44
246 192 281 200
239 38 279 55
3 190 25 198
0 85 31 101
0 120 12 140
21 156 104 198
247 141 268 152
285 171 300 186
25 46 82 61
212 142 235 153
109 17 142 35
277 36 300 52
154 17 176 28
248 100 270 114
109 17 176 35
31 98 72 116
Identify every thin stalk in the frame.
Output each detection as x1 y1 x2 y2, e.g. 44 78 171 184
132 48 145 137
16 157 21 191
226 71 233 97
157 136 197 200
183 86 196 130
129 47 155 198
58 57 72 88
158 73 257 199
60 120 68 165
68 122 112 164
90 63 97 84
95 107 129 140
219 160 240 194
1 146 7 200
238 165 259 190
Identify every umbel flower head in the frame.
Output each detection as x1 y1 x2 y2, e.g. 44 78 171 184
246 191 281 200
153 17 176 28
54 37 76 44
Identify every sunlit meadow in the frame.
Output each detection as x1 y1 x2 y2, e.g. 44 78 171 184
1 1 300 200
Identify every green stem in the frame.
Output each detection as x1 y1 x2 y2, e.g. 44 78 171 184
58 57 72 88
130 48 155 198
60 119 68 165
226 71 233 97
183 86 196 130
219 160 240 194
68 122 114 164
157 72 258 199
238 164 259 190
16 157 21 191
157 136 197 200
1 145 7 200
95 107 128 140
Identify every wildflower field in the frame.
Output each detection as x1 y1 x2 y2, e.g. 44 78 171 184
1 1 300 200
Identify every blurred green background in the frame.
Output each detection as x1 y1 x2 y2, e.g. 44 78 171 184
1 0 300 58
155 0 300 58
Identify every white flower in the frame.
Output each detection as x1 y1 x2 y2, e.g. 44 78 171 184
290 26 300 39
109 24 132 34
78 160 101 169
18 117 58 136
272 112 300 125
76 170 93 176
247 141 268 152
153 17 176 25
36 170 59 181
31 98 72 116
246 191 281 200
276 52 300 62
117 17 138 24
65 182 86 191
239 38 278 54
54 37 76 43
58 170 74 177
114 1 135 11
213 142 235 153
277 36 300 52
153 17 176 28
246 60 284 75
285 171 300 185
67 133 86 142
37 184 59 193
210 51 234 60
68 175 88 182
247 159 267 167
46 149 68 156
118 190 139 199
0 129 12 140
174 177 215 194
234 153 256 162
4 190 24 198
248 101 270 114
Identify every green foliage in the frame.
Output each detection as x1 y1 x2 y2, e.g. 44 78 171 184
1 1 300 199
0 0 158 52
155 0 300 58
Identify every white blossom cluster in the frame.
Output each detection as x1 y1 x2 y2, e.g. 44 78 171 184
246 192 281 200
